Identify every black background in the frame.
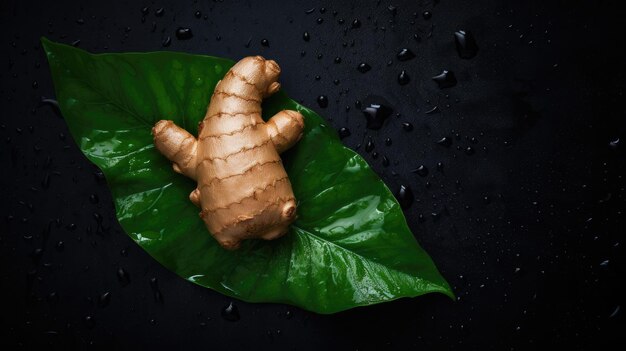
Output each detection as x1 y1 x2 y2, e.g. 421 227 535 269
1 0 624 349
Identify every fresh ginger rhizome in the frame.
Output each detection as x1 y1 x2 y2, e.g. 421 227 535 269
152 56 304 249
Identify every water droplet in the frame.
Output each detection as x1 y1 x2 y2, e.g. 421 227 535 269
47 292 59 304
261 39 269 47
334 57 341 64
397 48 415 61
454 30 479 59
600 259 609 267
402 122 414 131
357 62 371 73
338 127 351 139
609 138 620 149
141 7 150 15
32 81 38 89
609 305 621 318
89 194 99 204
316 95 328 108
396 185 414 209
385 137 392 146
117 268 130 286
425 105 440 114
98 291 111 307
161 36 171 47
423 11 432 20
305 8 315 14
398 70 410 85
412 165 428 177
431 212 440 221
194 11 202 18
84 315 95 329
221 302 240 321
155 7 165 17
432 70 457 88
351 19 361 28
464 146 475 155
303 31 310 41
387 5 397 16
436 162 444 172
176 27 193 40
381 156 390 167
365 137 375 152
39 97 62 118
362 99 393 130
436 136 452 147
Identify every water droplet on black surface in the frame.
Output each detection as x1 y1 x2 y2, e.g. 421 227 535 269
89 194 99 204
47 292 59 304
431 212 440 221
56 241 64 251
317 95 328 108
423 11 432 20
261 39 269 47
357 62 371 73
609 306 621 318
425 105 440 114
84 315 95 329
432 70 457 88
397 48 415 61
436 162 444 172
436 136 452 147
32 81 38 89
338 127 351 139
385 137 392 146
398 70 410 85
162 36 171 47
316 17 324 24
351 19 361 28
155 7 164 17
396 185 414 209
402 122 414 131
175 27 193 40
305 8 315 14
194 11 202 18
365 137 375 152
465 146 475 155
42 173 50 189
334 57 341 64
221 302 240 321
141 7 150 15
39 97 62 118
454 30 478 59
362 98 393 130
303 31 310 41
609 138 620 149
117 268 130 286
412 165 429 177
98 291 111 307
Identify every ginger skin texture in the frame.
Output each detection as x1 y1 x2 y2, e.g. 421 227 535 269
152 56 305 250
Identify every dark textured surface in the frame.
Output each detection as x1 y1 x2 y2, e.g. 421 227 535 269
0 0 623 349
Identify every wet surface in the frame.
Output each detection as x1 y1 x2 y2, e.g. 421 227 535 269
0 0 623 349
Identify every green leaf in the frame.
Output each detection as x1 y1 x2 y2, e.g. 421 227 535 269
42 37 453 314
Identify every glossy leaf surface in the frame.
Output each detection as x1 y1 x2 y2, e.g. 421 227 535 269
43 38 452 314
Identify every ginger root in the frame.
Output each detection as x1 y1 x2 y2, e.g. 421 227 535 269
152 56 305 250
